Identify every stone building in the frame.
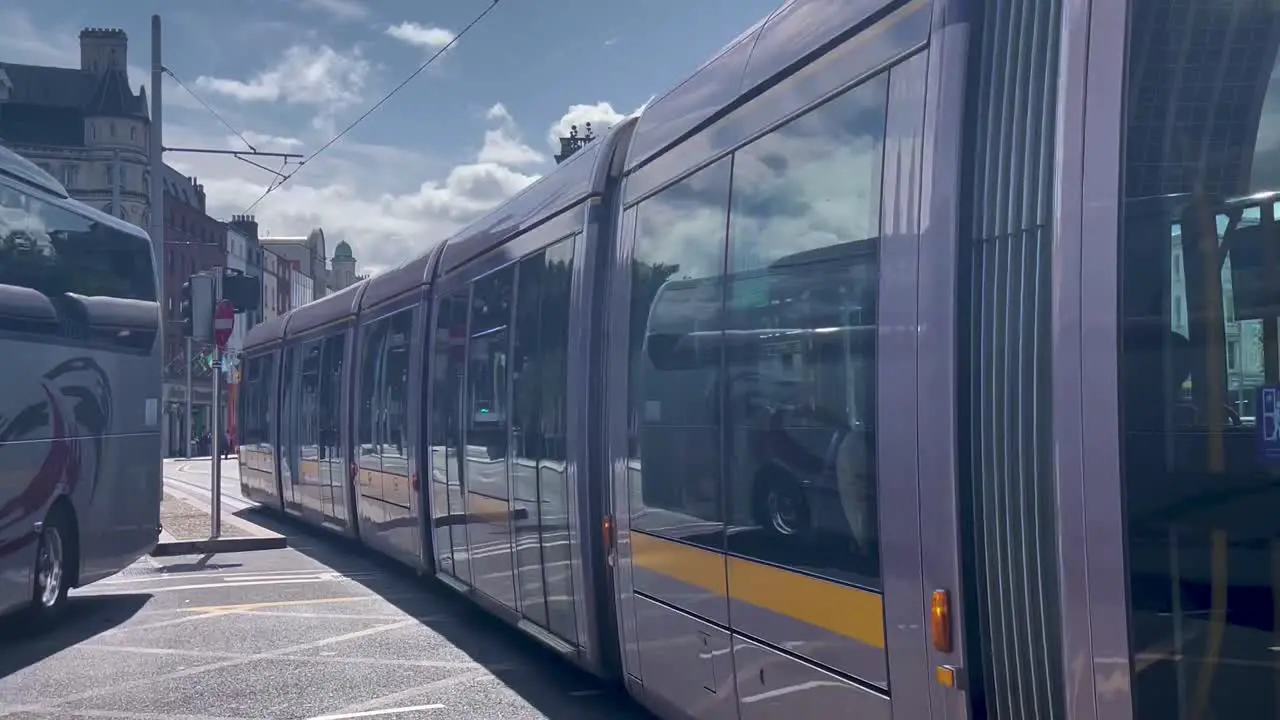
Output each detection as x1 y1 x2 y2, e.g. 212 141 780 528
0 28 151 226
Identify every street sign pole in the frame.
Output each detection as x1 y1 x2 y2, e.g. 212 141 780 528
185 336 193 458
210 270 226 538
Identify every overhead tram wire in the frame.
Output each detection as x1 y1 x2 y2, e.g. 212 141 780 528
243 0 506 213
165 68 261 153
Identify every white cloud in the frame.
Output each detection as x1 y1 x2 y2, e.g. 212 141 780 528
0 6 77 67
238 131 305 151
385 22 458 51
478 103 544 166
297 0 369 21
167 100 564 275
194 45 370 114
546 102 627 151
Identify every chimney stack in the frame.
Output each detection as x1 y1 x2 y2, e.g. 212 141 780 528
229 214 259 242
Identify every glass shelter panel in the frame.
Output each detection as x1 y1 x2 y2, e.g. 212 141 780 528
1120 2 1280 716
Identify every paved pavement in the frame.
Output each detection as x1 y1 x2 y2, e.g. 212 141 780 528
0 505 653 719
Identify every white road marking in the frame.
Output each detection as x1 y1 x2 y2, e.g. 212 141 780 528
318 670 493 716
96 568 362 584
43 620 418 707
0 707 249 720
90 577 336 594
307 705 445 720
77 644 482 669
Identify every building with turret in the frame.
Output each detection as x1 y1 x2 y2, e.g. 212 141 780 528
329 240 365 291
0 28 151 226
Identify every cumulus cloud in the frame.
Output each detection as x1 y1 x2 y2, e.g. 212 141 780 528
194 44 371 131
546 102 627 152
385 22 458 51
164 99 605 274
478 103 544 166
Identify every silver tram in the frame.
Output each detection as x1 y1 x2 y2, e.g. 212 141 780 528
239 0 1280 717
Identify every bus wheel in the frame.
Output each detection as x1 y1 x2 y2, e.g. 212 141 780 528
764 476 810 537
26 507 73 629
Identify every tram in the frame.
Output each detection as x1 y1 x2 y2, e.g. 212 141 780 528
239 0 1280 717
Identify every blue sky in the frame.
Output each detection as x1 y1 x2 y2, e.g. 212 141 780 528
0 0 780 273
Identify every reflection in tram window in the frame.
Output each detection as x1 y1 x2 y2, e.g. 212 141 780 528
1121 2 1280 715
511 236 579 643
318 333 345 514
628 157 731 551
465 265 518 609
721 74 885 587
379 310 412 506
358 317 390 493
298 340 322 494
430 293 469 577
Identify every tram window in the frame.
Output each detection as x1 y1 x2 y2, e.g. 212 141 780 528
247 354 271 446
357 318 390 483
511 235 579 641
299 340 322 467
430 293 469 572
380 310 412 467
1120 2 1280 716
318 334 344 459
240 356 265 446
628 157 731 550
468 266 514 464
720 74 887 588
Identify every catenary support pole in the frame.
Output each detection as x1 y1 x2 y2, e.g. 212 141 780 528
150 16 167 466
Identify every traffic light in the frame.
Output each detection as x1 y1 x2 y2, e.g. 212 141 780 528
179 280 193 338
221 270 262 314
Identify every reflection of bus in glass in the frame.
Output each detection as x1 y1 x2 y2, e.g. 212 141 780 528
1124 191 1280 592
0 144 162 629
638 239 878 568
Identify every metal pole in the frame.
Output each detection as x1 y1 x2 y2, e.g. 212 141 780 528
211 344 221 537
185 336 193 458
210 270 224 538
150 15 164 347
150 16 167 472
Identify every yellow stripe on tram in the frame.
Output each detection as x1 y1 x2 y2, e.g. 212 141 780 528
631 531 885 649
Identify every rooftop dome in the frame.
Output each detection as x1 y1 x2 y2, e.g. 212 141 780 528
333 240 354 260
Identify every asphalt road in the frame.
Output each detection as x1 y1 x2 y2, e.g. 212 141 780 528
0 517 653 719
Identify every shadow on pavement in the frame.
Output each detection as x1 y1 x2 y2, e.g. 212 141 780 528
231 505 652 720
0 593 151 680
153 552 243 574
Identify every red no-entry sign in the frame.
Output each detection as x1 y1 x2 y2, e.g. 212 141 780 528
214 299 235 350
